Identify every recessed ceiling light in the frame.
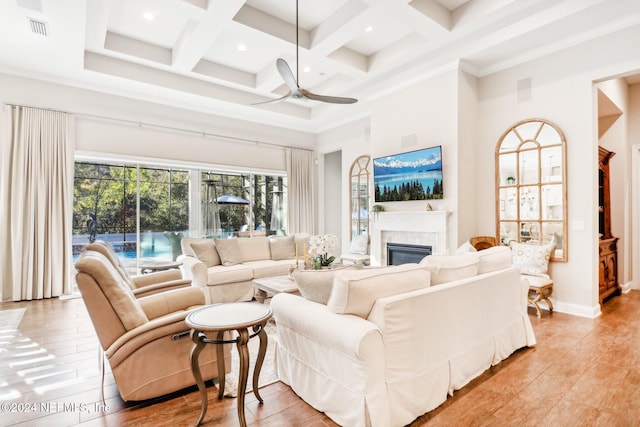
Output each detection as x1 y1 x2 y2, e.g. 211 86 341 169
365 25 373 32
303 66 311 73
237 43 247 52
143 11 154 21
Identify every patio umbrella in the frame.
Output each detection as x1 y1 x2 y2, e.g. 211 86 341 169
217 194 250 233
216 194 250 205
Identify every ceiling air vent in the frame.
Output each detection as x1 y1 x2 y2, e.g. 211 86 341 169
28 18 48 36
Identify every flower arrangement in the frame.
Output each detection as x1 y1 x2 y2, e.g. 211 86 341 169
308 234 338 269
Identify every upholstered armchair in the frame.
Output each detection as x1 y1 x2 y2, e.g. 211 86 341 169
75 250 230 401
86 240 190 298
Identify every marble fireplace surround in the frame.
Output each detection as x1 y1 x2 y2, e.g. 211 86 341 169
371 211 450 266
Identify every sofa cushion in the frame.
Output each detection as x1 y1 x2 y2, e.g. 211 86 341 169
237 236 271 262
327 264 430 318
477 245 512 274
205 264 254 286
214 238 243 266
245 259 293 279
292 266 356 304
180 237 209 258
269 235 296 261
419 253 479 285
190 241 221 267
510 242 555 276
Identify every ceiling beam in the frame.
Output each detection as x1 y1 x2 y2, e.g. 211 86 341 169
171 0 245 71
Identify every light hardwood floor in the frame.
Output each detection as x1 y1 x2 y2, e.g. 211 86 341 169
1 291 639 426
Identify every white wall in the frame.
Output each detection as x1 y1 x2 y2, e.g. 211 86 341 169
0 73 315 172
457 69 480 243
317 118 371 254
630 83 640 289
370 68 460 252
477 24 640 317
323 150 343 252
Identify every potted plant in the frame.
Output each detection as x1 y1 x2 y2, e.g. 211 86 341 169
372 204 384 220
308 234 338 269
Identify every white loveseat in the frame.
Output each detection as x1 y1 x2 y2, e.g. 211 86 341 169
178 234 309 303
271 246 536 427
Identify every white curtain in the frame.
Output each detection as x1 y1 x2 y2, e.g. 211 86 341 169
286 147 316 234
0 105 75 301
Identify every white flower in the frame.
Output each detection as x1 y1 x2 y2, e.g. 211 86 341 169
309 234 338 256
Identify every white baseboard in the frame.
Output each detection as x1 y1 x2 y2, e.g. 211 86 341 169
552 300 601 318
620 281 633 293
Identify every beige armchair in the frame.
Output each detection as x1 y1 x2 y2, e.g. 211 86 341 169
86 240 190 298
75 250 230 401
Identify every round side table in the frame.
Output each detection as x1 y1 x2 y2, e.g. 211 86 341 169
186 302 272 427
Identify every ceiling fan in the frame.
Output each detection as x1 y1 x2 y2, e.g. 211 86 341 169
254 0 358 105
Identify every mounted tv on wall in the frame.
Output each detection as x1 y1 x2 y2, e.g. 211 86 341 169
373 145 443 202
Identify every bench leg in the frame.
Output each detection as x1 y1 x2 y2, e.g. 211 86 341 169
528 295 543 317
540 286 554 312
528 285 553 317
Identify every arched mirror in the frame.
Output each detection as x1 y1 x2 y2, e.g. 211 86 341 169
350 155 371 239
496 119 567 261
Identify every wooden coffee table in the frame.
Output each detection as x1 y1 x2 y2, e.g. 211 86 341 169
253 275 299 303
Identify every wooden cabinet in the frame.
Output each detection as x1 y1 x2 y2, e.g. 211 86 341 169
599 237 619 302
598 146 619 303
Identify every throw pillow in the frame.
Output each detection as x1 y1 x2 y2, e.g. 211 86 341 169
237 236 271 262
510 242 555 276
292 266 354 305
180 237 208 258
349 234 368 255
190 241 221 267
269 235 296 261
477 245 512 274
419 253 479 285
214 238 243 266
327 264 430 318
455 241 477 254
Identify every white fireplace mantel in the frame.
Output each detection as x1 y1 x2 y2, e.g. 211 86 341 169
371 211 450 266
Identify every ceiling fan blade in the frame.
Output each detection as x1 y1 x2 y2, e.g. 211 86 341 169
299 88 358 104
276 58 299 92
251 92 291 105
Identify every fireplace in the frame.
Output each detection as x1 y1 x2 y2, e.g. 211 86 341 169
387 243 432 265
371 211 450 266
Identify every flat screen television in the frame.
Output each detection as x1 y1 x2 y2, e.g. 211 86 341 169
373 145 443 202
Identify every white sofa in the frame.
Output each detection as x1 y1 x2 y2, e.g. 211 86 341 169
178 234 309 303
271 247 536 427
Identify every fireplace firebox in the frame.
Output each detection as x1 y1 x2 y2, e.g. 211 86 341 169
386 243 432 266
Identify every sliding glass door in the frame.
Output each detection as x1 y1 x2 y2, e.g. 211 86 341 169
73 160 287 274
73 162 190 272
200 172 287 238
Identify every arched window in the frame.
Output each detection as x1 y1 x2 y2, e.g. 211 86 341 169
496 119 567 261
349 155 371 239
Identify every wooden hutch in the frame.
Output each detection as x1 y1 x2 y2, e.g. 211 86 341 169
598 146 619 303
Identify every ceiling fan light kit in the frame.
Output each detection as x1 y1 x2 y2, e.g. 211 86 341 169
255 0 358 106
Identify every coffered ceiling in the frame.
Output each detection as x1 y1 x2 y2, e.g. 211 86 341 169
0 0 639 132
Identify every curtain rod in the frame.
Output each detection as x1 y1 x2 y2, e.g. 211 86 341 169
4 102 313 152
